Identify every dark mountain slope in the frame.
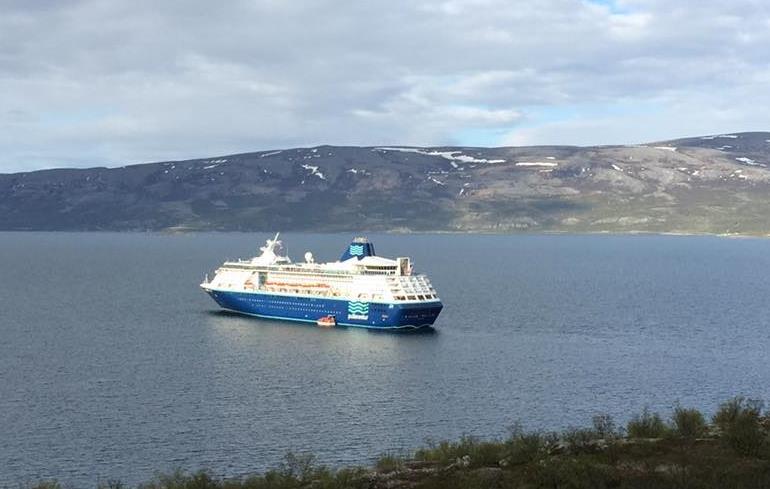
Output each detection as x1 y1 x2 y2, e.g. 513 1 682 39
2 132 770 234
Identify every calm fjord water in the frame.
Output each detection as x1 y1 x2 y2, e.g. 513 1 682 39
2 232 770 486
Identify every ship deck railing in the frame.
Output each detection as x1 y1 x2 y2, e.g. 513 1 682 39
221 261 404 276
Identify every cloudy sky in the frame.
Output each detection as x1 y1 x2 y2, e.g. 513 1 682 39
1 0 769 172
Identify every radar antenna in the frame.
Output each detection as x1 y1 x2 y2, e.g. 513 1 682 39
252 232 291 265
260 232 281 254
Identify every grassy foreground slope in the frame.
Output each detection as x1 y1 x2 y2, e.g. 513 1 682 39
28 397 770 489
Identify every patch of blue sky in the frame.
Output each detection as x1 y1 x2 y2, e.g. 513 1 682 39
583 0 630 14
455 100 663 146
525 100 660 124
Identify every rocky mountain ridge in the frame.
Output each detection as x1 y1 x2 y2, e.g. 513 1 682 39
2 131 770 234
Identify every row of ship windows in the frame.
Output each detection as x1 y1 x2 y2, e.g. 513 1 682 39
227 284 387 301
403 311 437 319
266 288 385 301
389 284 433 290
232 297 391 316
237 297 328 309
229 288 436 302
268 276 353 282
225 266 356 277
394 294 438 301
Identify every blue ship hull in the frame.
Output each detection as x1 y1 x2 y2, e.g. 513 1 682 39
205 289 443 330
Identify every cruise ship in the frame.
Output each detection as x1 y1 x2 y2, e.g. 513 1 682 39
200 235 443 330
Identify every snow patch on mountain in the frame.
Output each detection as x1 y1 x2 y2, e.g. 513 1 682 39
301 164 326 180
515 162 559 167
375 147 506 165
735 157 764 167
702 134 739 140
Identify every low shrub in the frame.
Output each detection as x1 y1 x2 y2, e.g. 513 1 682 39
726 414 766 457
29 483 61 489
279 452 318 482
505 424 546 464
100 482 126 489
563 427 599 453
533 457 619 489
713 397 767 456
414 439 463 464
713 397 764 430
627 408 669 439
326 467 368 489
470 441 507 467
672 406 707 439
374 452 404 473
592 413 618 439
139 470 221 489
415 435 505 467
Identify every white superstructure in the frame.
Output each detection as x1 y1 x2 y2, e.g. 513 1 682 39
202 234 440 303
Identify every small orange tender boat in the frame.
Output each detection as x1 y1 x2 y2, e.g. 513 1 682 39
316 315 337 327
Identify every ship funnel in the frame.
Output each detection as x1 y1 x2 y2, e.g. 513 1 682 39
339 237 376 261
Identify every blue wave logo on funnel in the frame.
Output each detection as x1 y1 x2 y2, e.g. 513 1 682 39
348 244 365 256
339 239 376 261
347 301 369 320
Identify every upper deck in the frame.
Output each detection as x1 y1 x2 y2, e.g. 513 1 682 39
220 257 402 276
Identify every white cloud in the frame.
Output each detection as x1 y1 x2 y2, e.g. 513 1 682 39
0 0 769 171
502 86 770 147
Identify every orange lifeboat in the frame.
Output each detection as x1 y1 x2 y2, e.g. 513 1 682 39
316 315 337 327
